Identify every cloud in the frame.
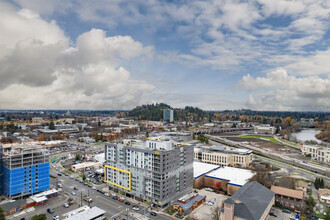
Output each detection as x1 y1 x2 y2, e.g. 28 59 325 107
240 68 330 111
0 2 155 110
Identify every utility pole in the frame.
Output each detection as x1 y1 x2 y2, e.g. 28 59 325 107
80 191 82 207
126 208 129 220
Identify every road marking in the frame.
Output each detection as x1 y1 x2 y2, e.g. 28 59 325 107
96 195 124 209
110 211 123 218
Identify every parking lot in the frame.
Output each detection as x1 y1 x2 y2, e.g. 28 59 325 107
190 189 229 220
268 207 296 220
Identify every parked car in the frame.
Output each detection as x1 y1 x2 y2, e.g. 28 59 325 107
105 193 110 197
57 173 62 176
74 187 78 190
112 193 117 197
47 208 54 214
205 188 214 192
63 203 69 208
92 186 96 190
112 196 118 200
282 209 291 213
150 212 157 216
269 212 277 217
125 201 130 205
71 191 76 195
53 216 59 220
206 201 215 206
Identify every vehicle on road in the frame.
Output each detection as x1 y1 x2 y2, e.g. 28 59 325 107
269 212 277 217
150 212 157 216
118 197 125 202
112 193 117 197
71 191 76 195
132 205 140 211
104 193 110 197
47 208 54 214
92 186 96 190
57 173 62 176
83 196 93 203
112 196 118 200
63 203 69 208
125 201 130 205
58 183 63 188
53 215 59 220
74 187 78 190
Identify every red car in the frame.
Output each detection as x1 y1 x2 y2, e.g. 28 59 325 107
118 197 125 202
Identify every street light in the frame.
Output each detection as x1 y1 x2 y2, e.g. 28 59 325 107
126 208 129 220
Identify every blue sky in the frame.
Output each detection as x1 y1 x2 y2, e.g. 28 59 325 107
0 0 329 111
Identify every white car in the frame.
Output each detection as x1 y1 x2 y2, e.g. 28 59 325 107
53 216 60 220
104 193 110 197
206 201 215 206
71 191 76 195
111 193 117 197
132 205 140 211
92 186 96 190
63 203 69 208
205 188 214 192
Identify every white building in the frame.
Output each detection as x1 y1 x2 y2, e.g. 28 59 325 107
254 125 276 135
303 145 330 164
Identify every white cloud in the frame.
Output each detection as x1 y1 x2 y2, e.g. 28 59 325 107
0 2 155 110
240 68 330 111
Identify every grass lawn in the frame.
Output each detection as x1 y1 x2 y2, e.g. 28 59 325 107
240 135 280 144
65 170 74 175
95 142 105 145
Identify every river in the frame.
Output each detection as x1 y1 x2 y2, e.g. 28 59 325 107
291 129 322 144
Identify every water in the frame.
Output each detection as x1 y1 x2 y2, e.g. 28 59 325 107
291 129 321 144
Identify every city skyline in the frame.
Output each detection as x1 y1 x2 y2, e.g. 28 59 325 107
0 0 329 111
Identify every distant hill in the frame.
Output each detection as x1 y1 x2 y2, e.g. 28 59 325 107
128 103 212 122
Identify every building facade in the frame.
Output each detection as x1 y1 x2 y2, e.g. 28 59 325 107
302 145 330 164
194 146 252 168
271 185 304 211
163 109 174 122
254 125 276 135
0 144 50 199
104 138 194 207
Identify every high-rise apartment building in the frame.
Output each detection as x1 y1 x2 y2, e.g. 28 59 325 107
163 109 174 122
105 138 194 207
0 144 50 199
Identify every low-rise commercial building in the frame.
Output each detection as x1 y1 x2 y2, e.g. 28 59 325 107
171 192 206 215
194 145 253 168
302 145 330 164
271 185 304 211
71 162 103 172
105 138 194 207
204 166 254 195
254 125 276 135
193 161 220 189
221 181 275 220
63 205 106 220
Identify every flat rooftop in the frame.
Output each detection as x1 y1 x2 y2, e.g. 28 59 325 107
65 206 105 220
193 161 220 179
205 167 254 187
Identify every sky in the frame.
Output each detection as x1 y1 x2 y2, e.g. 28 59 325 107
0 0 329 111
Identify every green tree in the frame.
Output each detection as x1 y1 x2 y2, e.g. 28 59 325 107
0 206 5 220
100 133 103 141
75 154 81 161
325 208 330 220
82 174 86 181
95 133 99 142
306 196 316 207
49 121 55 130
31 214 47 220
